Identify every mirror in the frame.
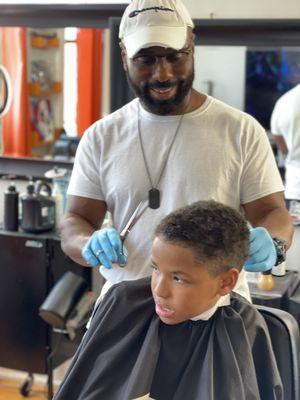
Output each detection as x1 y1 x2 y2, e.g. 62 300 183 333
0 25 110 160
0 11 300 165
195 45 300 124
194 45 300 178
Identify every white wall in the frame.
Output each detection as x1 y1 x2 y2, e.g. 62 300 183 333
185 0 300 19
194 46 246 111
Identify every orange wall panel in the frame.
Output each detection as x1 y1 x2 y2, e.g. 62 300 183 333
1 27 31 156
77 29 103 136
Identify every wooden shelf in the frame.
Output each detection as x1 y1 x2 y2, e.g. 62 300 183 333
0 156 73 179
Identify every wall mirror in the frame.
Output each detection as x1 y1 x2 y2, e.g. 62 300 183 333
0 25 109 160
0 3 300 178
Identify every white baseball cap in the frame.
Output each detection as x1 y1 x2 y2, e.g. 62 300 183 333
119 0 194 58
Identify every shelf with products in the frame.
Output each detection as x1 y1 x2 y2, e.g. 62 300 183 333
31 127 62 147
30 31 60 49
27 28 64 149
29 81 62 97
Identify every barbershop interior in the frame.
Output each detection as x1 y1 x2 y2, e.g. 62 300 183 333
1 0 300 399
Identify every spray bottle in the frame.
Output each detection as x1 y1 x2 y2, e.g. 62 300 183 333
52 182 64 232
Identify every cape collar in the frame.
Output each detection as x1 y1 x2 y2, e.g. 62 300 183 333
190 294 231 321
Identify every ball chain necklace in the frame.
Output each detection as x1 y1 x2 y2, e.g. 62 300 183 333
137 103 185 209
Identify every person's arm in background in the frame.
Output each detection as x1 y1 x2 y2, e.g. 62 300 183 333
270 99 288 157
273 134 288 156
243 192 294 271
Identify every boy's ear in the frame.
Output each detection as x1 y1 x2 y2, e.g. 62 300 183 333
218 268 239 296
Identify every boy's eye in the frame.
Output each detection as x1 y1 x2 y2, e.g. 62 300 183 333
150 263 159 273
173 275 185 284
150 264 189 284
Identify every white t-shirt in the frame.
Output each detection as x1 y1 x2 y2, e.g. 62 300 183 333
68 96 284 301
271 84 300 199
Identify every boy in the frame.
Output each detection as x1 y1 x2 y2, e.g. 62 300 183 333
54 201 283 400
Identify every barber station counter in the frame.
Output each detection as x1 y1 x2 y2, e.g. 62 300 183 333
0 229 90 375
247 226 300 326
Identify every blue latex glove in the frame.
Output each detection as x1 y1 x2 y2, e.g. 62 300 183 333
81 227 128 269
244 227 277 272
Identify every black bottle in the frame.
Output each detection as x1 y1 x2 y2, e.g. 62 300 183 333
20 180 55 233
4 181 19 231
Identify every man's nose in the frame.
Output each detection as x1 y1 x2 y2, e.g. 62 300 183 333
152 57 173 82
153 275 171 299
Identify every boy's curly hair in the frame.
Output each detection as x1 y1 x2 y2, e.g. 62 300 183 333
154 200 249 276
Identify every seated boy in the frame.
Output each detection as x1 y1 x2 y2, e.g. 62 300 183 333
54 200 283 400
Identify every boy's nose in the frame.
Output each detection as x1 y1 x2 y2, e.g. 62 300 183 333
153 276 170 299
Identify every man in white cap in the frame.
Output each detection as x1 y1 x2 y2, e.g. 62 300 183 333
61 0 293 300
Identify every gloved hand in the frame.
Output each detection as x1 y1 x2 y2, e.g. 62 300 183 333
81 227 128 269
244 227 277 272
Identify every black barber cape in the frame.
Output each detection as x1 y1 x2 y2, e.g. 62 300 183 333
54 277 283 400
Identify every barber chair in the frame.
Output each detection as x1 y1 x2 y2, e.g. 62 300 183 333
39 271 97 340
256 305 300 400
38 271 97 398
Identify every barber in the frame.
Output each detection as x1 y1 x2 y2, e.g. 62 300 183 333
61 0 293 300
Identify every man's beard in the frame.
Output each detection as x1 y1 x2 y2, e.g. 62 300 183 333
126 69 195 115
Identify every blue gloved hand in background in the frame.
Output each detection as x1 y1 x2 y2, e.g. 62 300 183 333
81 227 128 269
244 227 277 272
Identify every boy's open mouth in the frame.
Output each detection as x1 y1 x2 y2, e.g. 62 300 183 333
155 303 175 319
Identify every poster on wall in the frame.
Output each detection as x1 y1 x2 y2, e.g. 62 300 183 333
30 98 55 143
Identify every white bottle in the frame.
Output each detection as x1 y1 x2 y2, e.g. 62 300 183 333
272 261 286 277
52 183 64 232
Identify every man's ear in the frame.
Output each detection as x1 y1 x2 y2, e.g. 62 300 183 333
218 268 239 296
188 30 196 54
120 48 128 72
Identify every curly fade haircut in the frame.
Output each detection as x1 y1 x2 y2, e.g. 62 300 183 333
154 200 250 276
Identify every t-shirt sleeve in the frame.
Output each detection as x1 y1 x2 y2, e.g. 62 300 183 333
240 118 284 204
67 124 105 200
270 102 282 136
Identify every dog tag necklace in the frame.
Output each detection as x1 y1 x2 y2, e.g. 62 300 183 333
137 105 184 209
